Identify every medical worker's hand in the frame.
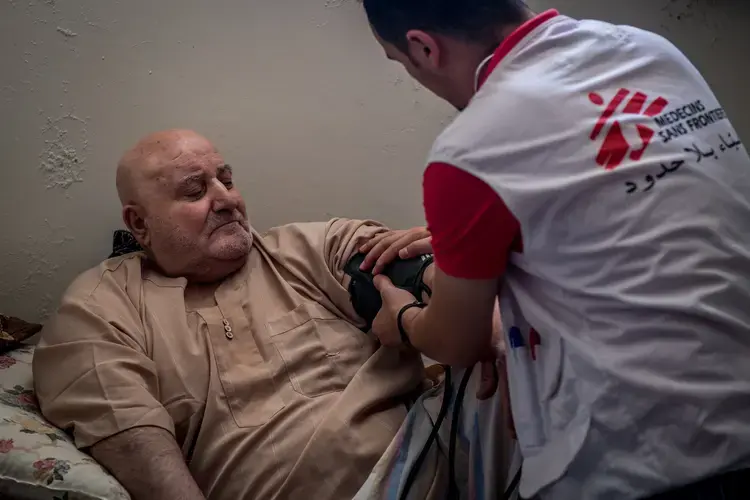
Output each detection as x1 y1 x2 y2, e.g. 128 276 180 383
371 275 417 348
359 227 432 275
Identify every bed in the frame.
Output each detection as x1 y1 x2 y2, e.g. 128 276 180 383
0 315 130 499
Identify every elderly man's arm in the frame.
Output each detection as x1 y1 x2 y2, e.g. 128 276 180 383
324 221 435 291
33 271 204 500
260 219 435 324
91 428 205 500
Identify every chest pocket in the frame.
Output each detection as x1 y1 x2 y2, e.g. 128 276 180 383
197 309 286 429
267 302 371 398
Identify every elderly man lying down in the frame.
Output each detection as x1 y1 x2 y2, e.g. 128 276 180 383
32 129 514 500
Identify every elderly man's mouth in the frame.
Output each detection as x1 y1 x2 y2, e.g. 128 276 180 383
213 221 246 234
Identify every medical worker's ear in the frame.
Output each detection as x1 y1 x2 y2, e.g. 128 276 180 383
405 30 441 70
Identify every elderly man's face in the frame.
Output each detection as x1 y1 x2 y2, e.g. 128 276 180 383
121 131 252 282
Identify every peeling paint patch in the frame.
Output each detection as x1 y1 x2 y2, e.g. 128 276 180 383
40 143 84 189
56 26 78 37
38 113 90 190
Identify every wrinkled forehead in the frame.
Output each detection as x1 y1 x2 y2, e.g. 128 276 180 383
145 136 225 183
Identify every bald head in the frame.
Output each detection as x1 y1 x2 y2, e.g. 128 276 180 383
116 129 217 206
116 129 252 283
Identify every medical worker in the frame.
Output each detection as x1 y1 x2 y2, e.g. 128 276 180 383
359 1 750 499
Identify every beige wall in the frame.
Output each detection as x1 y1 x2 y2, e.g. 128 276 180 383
1 0 748 322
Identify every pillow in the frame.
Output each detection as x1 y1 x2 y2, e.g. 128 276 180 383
0 316 42 354
109 230 142 259
0 346 130 500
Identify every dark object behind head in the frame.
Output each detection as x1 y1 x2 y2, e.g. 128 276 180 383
109 230 143 258
362 0 528 50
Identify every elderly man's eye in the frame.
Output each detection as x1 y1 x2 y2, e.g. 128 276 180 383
185 186 206 199
222 179 234 189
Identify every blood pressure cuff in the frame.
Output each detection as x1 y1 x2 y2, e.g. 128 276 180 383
344 253 434 331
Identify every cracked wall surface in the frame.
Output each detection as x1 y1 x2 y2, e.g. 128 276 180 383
0 0 748 321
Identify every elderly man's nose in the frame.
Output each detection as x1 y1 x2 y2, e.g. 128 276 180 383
211 183 239 212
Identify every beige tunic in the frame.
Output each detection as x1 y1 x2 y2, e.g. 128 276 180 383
33 219 426 500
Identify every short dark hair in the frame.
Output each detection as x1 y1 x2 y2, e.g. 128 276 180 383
363 0 528 50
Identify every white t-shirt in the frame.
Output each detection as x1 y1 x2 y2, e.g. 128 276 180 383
429 12 750 500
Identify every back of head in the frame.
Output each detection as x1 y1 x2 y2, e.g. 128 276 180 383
363 0 528 51
362 0 531 110
116 129 253 283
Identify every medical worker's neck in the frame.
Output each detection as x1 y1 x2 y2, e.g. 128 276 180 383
444 8 535 110
471 9 536 95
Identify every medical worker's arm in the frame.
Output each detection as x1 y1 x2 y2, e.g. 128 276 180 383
373 270 497 366
372 163 519 366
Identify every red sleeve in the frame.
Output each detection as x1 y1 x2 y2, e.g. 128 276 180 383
423 163 521 280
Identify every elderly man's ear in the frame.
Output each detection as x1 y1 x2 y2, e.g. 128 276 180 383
122 206 151 249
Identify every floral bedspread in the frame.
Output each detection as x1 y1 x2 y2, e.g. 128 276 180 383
0 346 130 500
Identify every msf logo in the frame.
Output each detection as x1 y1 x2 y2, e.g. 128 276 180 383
589 89 669 170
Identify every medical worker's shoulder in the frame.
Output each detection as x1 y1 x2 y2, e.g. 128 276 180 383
429 77 561 169
431 16 684 167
